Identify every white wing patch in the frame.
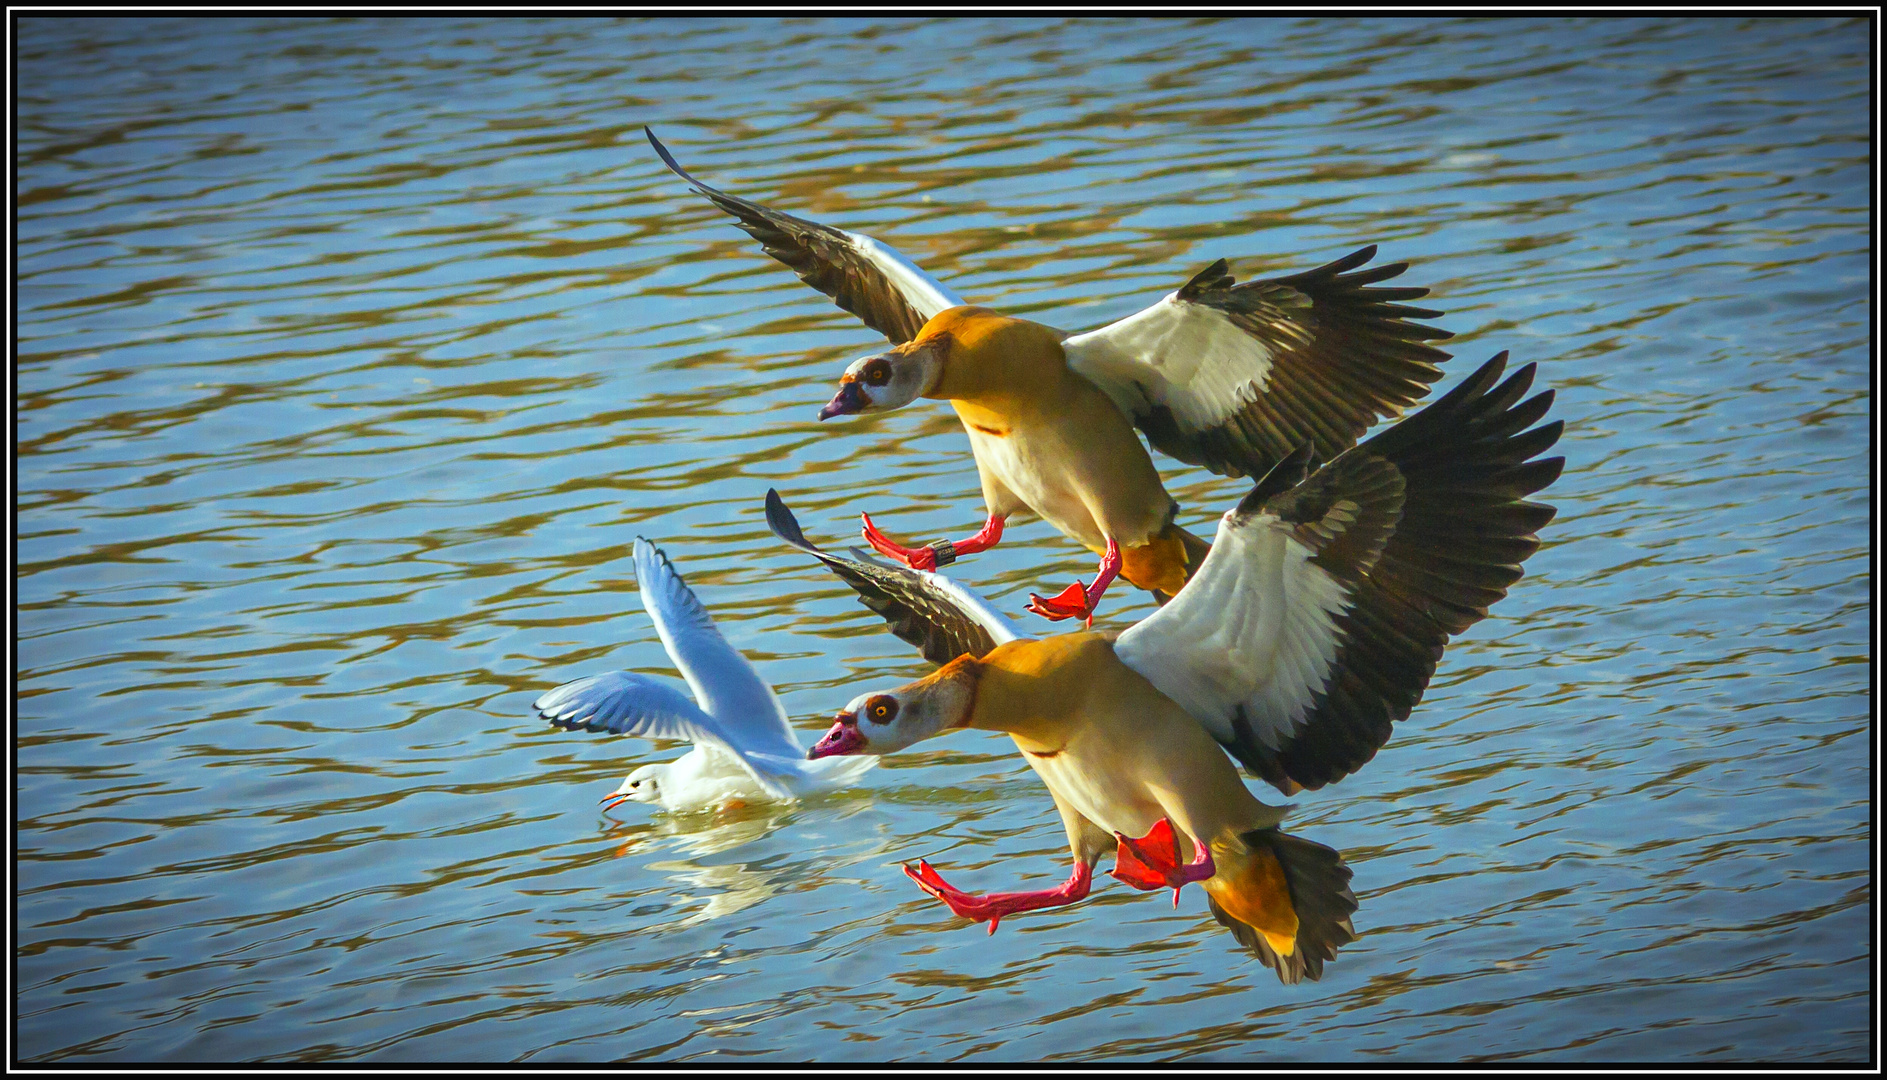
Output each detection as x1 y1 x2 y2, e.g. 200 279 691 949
1113 508 1350 752
1063 294 1283 431
846 231 964 324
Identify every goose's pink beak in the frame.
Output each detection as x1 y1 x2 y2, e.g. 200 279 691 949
818 381 866 420
809 713 868 758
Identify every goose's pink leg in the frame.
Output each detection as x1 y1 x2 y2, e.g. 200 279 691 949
1109 818 1216 907
903 859 1093 934
1026 537 1121 628
861 512 1005 573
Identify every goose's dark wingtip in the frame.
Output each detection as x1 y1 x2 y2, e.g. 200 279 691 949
764 489 817 553
1177 258 1236 300
1464 350 1511 391
645 126 695 183
1237 441 1318 515
1324 244 1379 274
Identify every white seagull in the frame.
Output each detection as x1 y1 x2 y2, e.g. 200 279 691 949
535 538 877 814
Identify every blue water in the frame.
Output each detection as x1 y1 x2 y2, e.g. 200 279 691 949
15 15 1871 1062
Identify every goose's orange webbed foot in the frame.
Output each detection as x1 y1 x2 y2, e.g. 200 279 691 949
903 859 1093 934
1026 537 1121 628
1110 819 1216 907
861 512 1005 572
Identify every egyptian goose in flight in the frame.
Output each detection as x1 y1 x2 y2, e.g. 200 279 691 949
535 538 876 814
766 351 1562 982
647 127 1454 624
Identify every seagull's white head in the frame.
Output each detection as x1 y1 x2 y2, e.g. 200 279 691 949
601 763 667 812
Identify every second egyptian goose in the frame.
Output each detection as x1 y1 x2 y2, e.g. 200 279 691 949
647 128 1454 624
766 352 1563 981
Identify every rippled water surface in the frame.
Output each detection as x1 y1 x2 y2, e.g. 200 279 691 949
15 15 1872 1063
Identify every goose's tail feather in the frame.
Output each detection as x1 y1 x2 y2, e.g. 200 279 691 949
1201 827 1357 985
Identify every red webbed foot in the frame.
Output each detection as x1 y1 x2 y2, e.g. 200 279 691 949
861 512 1005 573
1109 831 1174 891
902 859 1093 934
1026 537 1121 628
1026 579 1096 625
1109 819 1216 907
903 859 977 913
862 512 939 571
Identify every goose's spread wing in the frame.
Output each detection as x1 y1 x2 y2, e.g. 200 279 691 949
1062 246 1454 480
764 489 1029 666
534 671 796 798
646 128 963 345
1114 352 1563 794
633 538 803 761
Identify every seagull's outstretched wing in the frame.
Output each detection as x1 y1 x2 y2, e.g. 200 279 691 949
534 671 796 799
765 489 1030 666
1114 352 1563 795
633 538 803 761
647 127 964 345
1063 247 1453 480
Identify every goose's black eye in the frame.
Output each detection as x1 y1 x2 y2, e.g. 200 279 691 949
863 359 891 387
867 696 898 724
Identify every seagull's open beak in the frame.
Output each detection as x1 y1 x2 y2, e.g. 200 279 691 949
809 712 868 758
818 380 867 421
599 792 634 813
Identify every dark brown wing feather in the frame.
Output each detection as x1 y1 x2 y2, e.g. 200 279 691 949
646 127 943 344
764 490 1016 666
1233 350 1565 793
1137 246 1455 479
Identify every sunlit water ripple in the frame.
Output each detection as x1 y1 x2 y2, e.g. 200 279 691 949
15 15 1870 1063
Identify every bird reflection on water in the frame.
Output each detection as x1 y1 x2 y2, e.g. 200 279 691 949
614 802 800 930
599 789 898 933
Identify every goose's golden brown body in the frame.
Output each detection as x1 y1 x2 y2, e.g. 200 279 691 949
915 635 1332 964
890 306 1207 607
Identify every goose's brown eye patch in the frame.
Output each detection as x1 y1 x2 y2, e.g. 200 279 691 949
867 696 898 724
863 359 891 386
